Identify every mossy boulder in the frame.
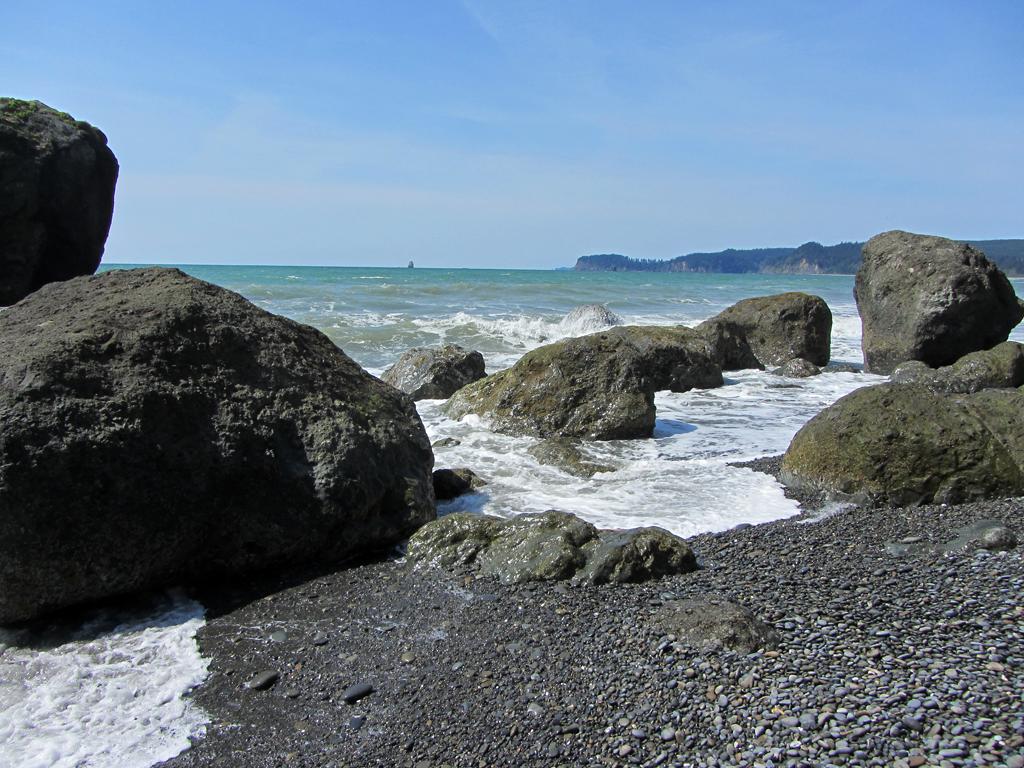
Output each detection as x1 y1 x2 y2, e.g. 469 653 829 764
407 510 697 585
855 231 1023 374
443 326 721 440
780 383 1024 506
381 344 486 400
890 342 1024 393
697 293 832 370
0 98 118 306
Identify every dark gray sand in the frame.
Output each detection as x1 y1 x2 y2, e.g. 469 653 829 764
162 468 1024 768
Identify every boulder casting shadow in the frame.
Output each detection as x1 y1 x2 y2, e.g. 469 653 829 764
0 267 435 624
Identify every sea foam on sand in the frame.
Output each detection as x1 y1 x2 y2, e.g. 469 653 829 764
0 591 209 768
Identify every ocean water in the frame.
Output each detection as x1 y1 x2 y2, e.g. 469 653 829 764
5 263 1024 767
166 265 883 532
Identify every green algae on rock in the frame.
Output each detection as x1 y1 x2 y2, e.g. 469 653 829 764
407 510 696 585
780 383 1024 506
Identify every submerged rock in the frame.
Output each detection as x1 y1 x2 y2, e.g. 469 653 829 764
772 358 822 378
780 383 1024 506
0 98 119 306
822 362 861 374
443 326 721 440
697 292 832 369
855 231 1023 374
653 597 779 653
0 267 435 624
528 438 616 478
561 304 623 331
890 341 1024 393
381 344 486 400
407 510 696 585
433 468 487 500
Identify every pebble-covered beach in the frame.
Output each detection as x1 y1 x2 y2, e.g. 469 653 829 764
162 467 1024 768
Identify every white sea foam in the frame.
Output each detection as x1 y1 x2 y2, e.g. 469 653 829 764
410 306 629 368
420 362 883 536
0 591 209 768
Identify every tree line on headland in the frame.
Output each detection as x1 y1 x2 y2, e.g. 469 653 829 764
574 238 1024 275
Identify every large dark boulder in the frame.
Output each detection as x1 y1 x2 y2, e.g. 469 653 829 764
443 326 722 440
855 231 1023 374
381 344 486 400
780 383 1024 506
890 341 1024 393
0 268 435 624
0 99 118 306
697 293 832 369
407 510 697 585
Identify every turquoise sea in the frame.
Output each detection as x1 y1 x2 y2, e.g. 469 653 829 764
105 265 869 371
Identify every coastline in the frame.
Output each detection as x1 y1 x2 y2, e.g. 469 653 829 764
161 486 1024 768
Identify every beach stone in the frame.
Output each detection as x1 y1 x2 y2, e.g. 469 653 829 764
0 267 435 624
891 342 1024 393
0 98 118 306
247 671 280 691
527 438 616 478
652 597 780 653
780 383 1024 505
432 467 487 500
444 326 721 440
772 358 822 378
407 510 696 585
855 230 1023 374
823 362 861 373
341 682 374 704
697 292 832 369
979 525 1017 551
381 344 486 400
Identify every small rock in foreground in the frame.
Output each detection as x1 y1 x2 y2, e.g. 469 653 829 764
653 597 780 653
433 468 487 501
247 671 279 691
406 510 696 585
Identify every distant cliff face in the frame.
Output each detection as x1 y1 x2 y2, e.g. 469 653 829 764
573 240 1024 276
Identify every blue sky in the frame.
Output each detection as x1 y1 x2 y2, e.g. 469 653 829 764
4 1 1022 268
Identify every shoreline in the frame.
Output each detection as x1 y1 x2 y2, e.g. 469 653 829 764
161 488 1024 768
